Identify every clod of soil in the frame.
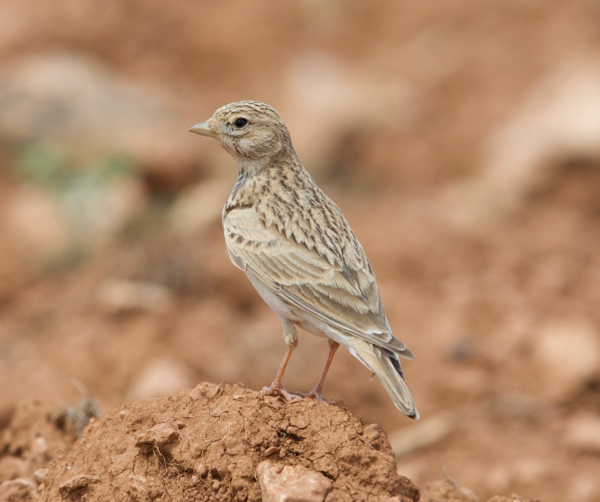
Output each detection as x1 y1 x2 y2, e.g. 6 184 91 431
39 382 419 502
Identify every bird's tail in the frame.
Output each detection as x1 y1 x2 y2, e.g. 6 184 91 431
346 338 419 419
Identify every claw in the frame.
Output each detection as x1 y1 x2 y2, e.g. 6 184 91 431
295 388 327 401
261 383 303 401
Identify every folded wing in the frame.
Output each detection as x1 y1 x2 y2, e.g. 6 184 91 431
223 205 414 358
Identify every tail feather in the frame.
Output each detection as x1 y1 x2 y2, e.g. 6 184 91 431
346 338 419 419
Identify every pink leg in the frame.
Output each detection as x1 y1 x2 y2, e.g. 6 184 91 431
261 340 302 400
299 341 340 401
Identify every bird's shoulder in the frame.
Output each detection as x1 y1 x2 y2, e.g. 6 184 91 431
258 182 369 272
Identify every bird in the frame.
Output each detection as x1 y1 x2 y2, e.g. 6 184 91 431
189 101 418 419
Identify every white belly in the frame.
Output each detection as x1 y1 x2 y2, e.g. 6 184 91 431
245 271 373 373
246 271 348 342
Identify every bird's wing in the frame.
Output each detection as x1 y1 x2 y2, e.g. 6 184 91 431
223 204 413 357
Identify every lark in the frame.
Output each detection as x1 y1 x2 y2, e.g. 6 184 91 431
190 101 418 418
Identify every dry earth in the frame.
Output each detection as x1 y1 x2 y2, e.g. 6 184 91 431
0 382 536 502
2 1 600 501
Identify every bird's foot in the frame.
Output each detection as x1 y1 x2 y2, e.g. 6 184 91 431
262 384 346 408
261 383 303 401
294 387 346 408
295 388 327 401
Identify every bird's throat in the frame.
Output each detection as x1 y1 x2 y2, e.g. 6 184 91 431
235 157 272 178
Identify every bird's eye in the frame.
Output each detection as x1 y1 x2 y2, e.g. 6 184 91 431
234 117 249 128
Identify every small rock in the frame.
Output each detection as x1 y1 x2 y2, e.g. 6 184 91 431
58 475 100 496
30 437 48 458
568 471 600 502
127 357 195 401
190 382 222 401
195 464 208 477
422 478 477 502
33 467 48 484
564 412 600 452
486 466 512 493
96 278 174 314
0 52 187 162
483 57 600 209
257 461 333 502
513 458 547 484
135 423 179 453
264 446 280 458
388 412 457 459
532 321 600 402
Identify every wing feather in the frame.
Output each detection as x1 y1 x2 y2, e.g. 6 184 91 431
223 205 413 357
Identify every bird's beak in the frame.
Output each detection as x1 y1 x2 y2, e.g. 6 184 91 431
189 121 217 137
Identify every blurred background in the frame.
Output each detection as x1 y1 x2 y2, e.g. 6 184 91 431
1 1 600 500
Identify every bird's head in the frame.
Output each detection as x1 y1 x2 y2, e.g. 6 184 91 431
189 101 292 162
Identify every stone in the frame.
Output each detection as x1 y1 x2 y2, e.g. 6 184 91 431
484 57 600 209
126 357 194 402
135 423 179 453
532 321 600 402
256 461 333 502
564 412 600 452
0 52 185 160
388 412 456 459
96 279 174 314
33 468 48 485
568 471 600 502
58 475 100 497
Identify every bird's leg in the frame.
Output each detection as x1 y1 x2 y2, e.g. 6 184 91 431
300 340 340 401
261 320 301 400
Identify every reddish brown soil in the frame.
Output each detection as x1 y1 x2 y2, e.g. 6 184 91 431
2 1 600 501
0 383 536 502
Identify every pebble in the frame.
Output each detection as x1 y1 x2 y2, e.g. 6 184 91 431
257 461 333 502
564 412 600 452
532 321 600 402
127 358 194 401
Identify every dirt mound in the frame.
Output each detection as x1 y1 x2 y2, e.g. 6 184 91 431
0 382 540 502
39 382 417 502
